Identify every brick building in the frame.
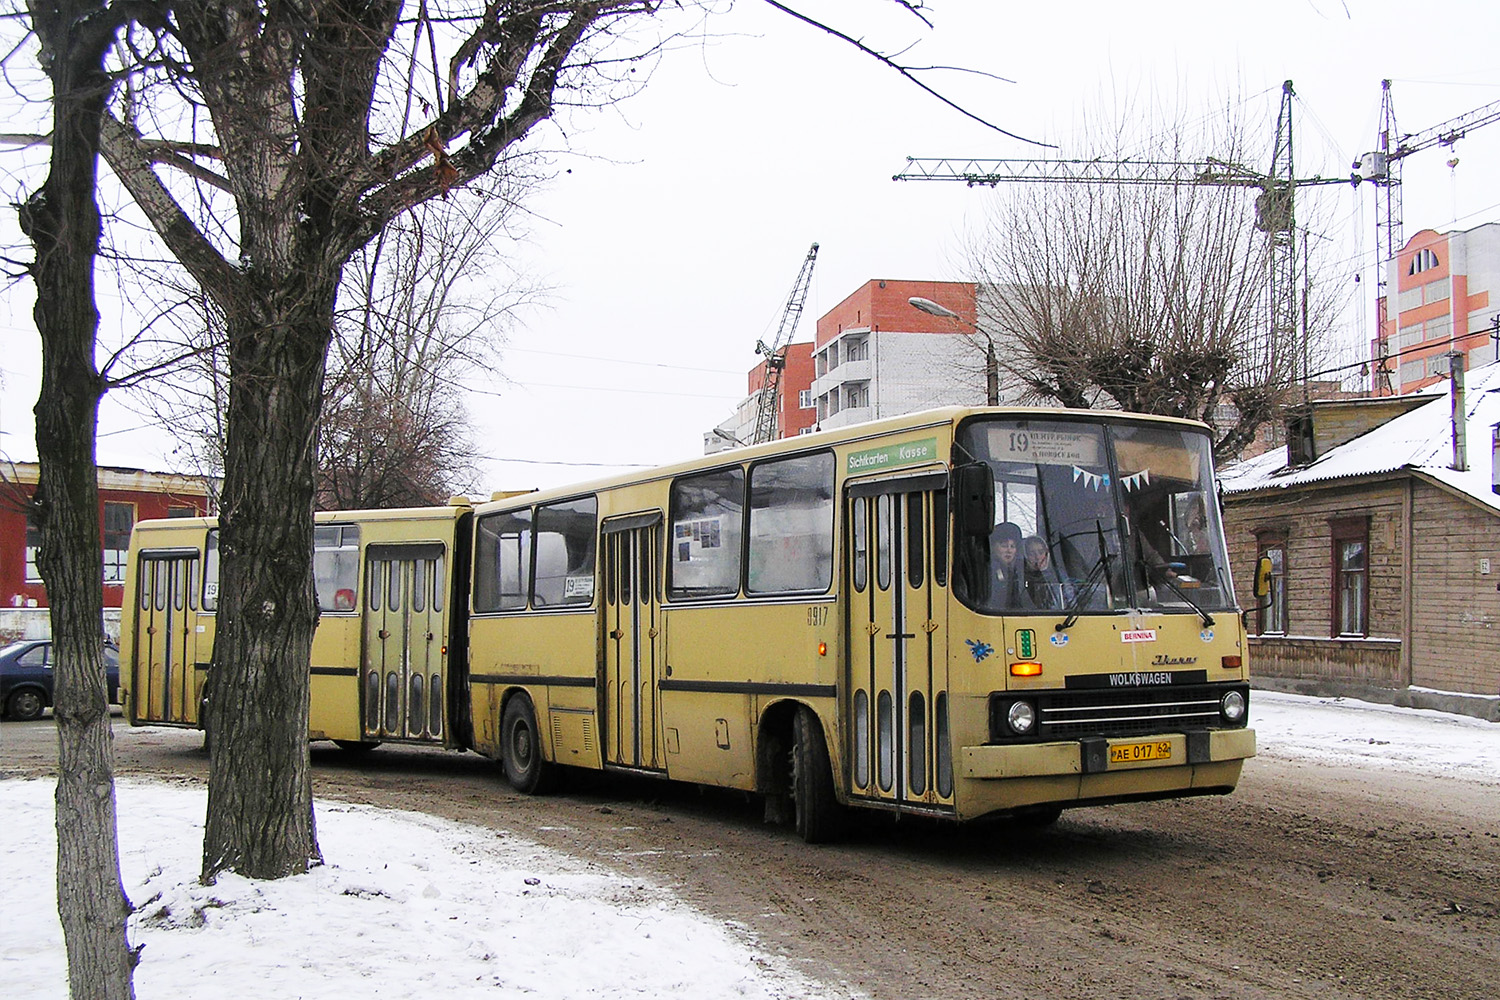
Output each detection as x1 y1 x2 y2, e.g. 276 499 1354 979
0 463 215 640
810 279 998 430
1220 362 1500 718
707 278 1020 451
705 342 817 453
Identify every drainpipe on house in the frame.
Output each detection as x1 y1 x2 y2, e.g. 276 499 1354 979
1449 351 1467 472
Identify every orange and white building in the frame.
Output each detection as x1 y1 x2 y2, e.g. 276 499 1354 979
1374 222 1500 394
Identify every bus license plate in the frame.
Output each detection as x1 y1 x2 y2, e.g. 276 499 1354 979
1109 740 1173 765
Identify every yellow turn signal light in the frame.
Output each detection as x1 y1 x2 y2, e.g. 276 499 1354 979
1009 661 1043 677
1221 655 1242 669
818 642 828 657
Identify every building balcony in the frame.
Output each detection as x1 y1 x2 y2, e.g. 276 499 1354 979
820 406 874 430
810 359 872 396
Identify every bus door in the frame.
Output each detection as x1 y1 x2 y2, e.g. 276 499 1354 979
601 512 664 770
134 549 201 724
846 473 953 809
362 543 447 742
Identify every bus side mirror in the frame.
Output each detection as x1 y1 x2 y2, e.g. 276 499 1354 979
953 463 996 538
1253 554 1274 599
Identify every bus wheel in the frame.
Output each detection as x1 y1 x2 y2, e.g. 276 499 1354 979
792 706 844 844
501 696 556 795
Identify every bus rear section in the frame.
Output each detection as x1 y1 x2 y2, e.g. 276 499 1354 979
123 504 473 749
122 518 214 728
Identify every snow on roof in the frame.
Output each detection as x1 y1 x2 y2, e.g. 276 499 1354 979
1220 360 1500 515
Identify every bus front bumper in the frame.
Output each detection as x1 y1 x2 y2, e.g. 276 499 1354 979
951 729 1255 820
961 728 1256 780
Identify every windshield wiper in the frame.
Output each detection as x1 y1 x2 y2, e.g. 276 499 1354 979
1154 565 1216 628
1056 522 1113 633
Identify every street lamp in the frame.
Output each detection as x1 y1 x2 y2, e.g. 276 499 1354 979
908 296 999 406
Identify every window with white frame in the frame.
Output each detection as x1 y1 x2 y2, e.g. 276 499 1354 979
1254 531 1288 635
798 389 813 409
1408 248 1439 275
1331 517 1369 637
103 502 134 583
24 514 41 582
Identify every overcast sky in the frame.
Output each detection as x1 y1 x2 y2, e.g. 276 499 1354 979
3 1 1499 494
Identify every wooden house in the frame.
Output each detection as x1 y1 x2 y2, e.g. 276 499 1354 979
1221 362 1500 720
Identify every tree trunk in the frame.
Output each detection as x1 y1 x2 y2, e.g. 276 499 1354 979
18 2 136 996
200 279 333 882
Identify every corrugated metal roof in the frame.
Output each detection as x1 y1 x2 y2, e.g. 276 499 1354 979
1220 360 1500 513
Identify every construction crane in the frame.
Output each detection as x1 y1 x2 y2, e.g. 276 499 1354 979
894 81 1351 391
751 242 819 445
1355 80 1500 388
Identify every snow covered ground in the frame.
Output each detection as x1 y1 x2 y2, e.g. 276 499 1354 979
3 691 1497 999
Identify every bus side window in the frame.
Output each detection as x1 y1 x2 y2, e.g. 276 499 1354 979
932 492 948 588
533 496 597 607
203 530 220 612
313 524 360 612
473 509 532 612
668 467 744 599
746 451 834 595
852 496 868 592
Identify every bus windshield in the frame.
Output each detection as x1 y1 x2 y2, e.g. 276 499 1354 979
953 417 1234 615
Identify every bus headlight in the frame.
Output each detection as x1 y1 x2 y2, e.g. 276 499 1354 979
1006 700 1036 735
1221 690 1247 724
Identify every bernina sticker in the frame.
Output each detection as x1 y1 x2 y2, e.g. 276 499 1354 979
1120 629 1158 643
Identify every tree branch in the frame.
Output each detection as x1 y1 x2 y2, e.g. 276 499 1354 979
98 112 242 306
761 0 1052 147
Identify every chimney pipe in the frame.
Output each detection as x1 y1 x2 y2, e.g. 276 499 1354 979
1450 351 1467 472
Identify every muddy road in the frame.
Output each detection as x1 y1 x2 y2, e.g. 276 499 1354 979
5 718 1496 1000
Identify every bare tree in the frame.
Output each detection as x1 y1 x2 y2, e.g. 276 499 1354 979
967 99 1343 459
92 1 673 883
319 189 531 509
14 1 138 995
124 190 526 511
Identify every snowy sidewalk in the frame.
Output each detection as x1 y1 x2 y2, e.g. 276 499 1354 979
1252 689 1500 784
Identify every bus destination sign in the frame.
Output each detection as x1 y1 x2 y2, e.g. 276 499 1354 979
846 437 938 474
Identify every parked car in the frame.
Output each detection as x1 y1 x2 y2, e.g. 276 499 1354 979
0 639 120 721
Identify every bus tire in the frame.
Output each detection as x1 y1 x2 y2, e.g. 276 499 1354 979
501 695 556 795
792 706 844 844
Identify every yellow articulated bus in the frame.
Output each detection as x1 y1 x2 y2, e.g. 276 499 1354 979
123 406 1258 841
121 504 474 750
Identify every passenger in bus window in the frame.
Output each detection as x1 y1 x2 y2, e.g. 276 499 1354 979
1022 535 1068 610
989 522 1024 609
